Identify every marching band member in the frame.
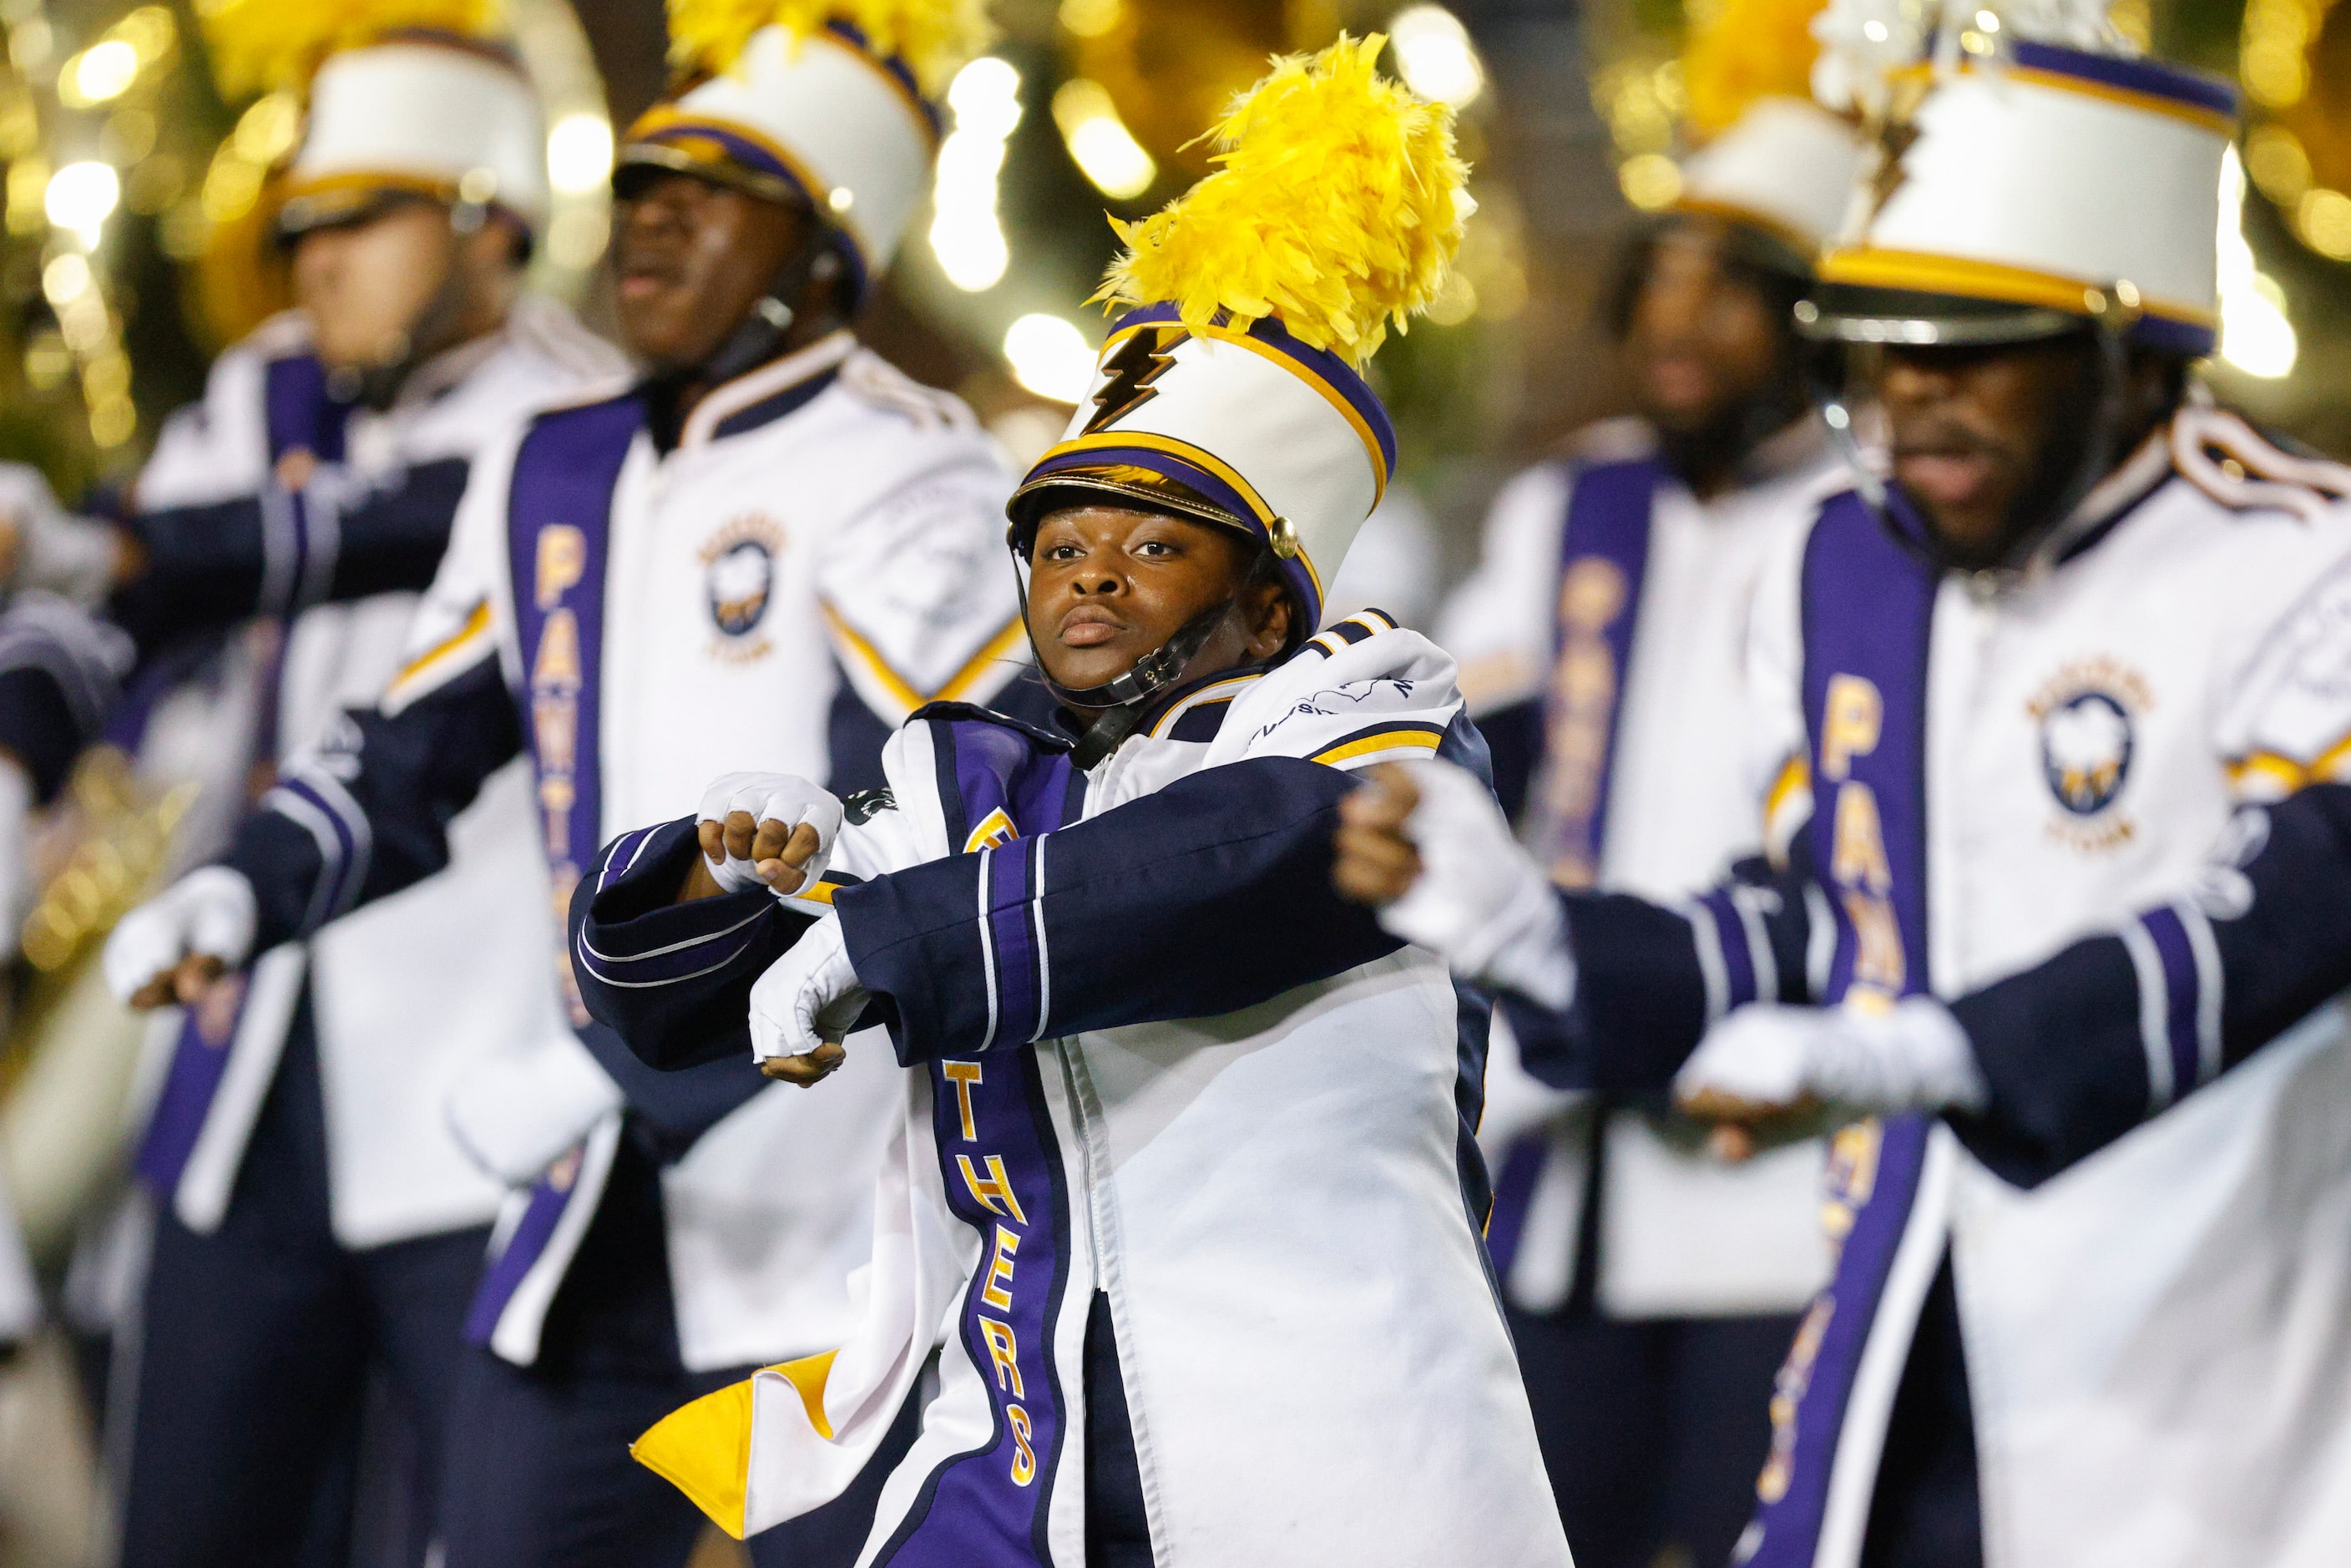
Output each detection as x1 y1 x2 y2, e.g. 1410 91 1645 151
601 38 1570 1566
1335 6 2351 1566
1438 83 1859 1568
109 0 1027 1561
80 3 624 1562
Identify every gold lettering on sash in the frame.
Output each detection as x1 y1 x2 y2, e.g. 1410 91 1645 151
1007 1404 1037 1486
534 525 585 610
1817 675 1907 1006
533 609 582 687
979 1317 1024 1398
941 1061 983 1141
1535 556 1631 889
529 524 593 1024
1819 675 1883 782
982 1226 1021 1312
1829 783 1893 894
957 1154 1030 1227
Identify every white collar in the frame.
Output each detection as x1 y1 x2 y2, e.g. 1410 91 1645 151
677 330 857 449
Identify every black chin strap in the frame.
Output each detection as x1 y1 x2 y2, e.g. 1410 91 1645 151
699 243 845 391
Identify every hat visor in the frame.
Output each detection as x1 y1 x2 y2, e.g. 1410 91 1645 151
275 178 454 242
1004 469 1251 552
1796 282 2088 347
612 143 808 211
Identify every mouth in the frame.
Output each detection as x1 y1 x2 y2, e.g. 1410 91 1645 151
1893 444 2004 510
615 255 680 304
1642 352 1713 412
1055 604 1130 649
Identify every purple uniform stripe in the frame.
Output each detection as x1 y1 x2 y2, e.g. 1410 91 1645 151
2139 903 2206 1099
1698 888 1761 1011
134 985 248 1195
279 775 360 916
1743 491 1943 1568
879 1050 1071 1566
463 1166 579 1345
984 842 1041 1048
1481 1131 1548 1286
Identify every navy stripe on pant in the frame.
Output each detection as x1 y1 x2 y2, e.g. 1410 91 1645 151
119 1000 488 1568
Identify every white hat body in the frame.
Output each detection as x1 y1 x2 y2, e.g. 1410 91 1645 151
627 25 936 277
292 39 550 227
1676 97 1865 255
1024 308 1395 628
1823 42 2235 352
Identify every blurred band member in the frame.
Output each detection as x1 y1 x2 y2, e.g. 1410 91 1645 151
109 1 1029 1562
613 38 1571 1566
1339 11 2351 1567
86 7 624 1565
1436 95 1859 1568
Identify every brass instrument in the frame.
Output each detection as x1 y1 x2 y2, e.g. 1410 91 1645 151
0 747 197 1262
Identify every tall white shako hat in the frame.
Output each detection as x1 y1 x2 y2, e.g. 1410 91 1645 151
200 0 549 236
617 0 988 298
1667 0 1865 271
1673 99 1863 270
1009 33 1470 635
1801 0 2237 356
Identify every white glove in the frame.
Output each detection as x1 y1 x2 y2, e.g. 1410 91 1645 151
445 1034 625 1186
749 913 867 1065
1377 759 1575 1009
1672 997 1990 1119
695 772 843 896
103 867 258 1004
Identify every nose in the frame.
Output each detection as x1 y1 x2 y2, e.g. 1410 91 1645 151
1068 550 1125 596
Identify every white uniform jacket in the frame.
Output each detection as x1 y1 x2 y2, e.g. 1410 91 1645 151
1438 417 1843 1318
220 331 1030 1371
1519 411 2351 1568
595 616 1570 1566
133 298 623 1250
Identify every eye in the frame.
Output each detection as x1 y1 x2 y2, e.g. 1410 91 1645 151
1134 539 1178 558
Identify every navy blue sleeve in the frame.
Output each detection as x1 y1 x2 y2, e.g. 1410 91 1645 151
837 752 1408 1064
111 458 469 655
0 606 129 801
1951 784 2351 1188
1506 845 1819 1094
220 653 523 949
569 817 819 1071
1479 698 1543 826
577 1020 772 1163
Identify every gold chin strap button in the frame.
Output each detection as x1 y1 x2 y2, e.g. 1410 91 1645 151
1266 515 1301 560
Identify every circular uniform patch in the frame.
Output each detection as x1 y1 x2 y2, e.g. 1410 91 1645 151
2040 690 2134 815
708 539 774 636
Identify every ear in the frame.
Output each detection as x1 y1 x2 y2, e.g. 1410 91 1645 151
1238 574 1295 660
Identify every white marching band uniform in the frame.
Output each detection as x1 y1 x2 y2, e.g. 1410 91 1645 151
1736 414 2351 1568
374 333 1025 1369
131 296 621 1249
1443 415 1845 1318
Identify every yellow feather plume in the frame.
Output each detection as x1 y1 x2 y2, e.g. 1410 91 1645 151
1681 0 1828 143
664 0 993 99
196 0 499 99
1092 33 1470 369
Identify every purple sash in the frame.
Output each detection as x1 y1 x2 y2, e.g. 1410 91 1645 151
136 357 348 1199
463 394 643 1346
1487 456 1661 1284
879 718 1079 1565
1742 491 1939 1567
